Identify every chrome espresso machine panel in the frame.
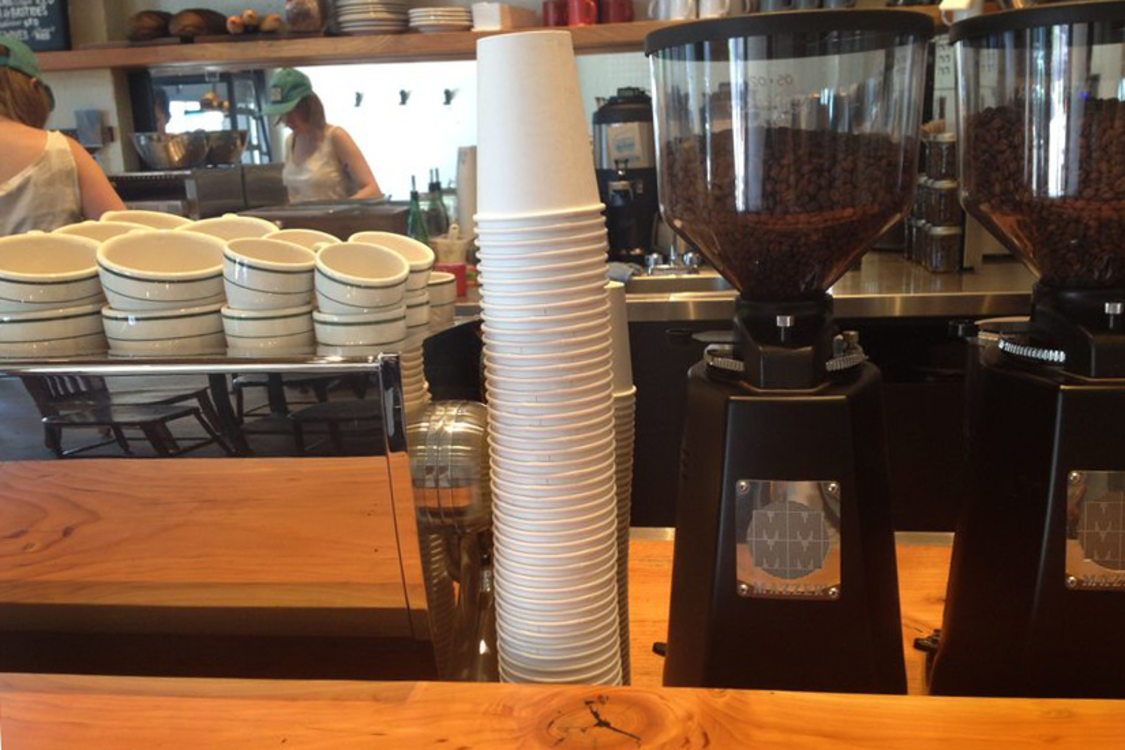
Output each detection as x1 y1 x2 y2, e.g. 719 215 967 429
1065 470 1125 592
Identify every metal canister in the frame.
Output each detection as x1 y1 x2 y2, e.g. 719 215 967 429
925 132 958 181
927 179 963 226
911 220 930 265
925 224 964 273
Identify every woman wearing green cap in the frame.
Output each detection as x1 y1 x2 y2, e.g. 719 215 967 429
0 36 124 235
265 68 382 203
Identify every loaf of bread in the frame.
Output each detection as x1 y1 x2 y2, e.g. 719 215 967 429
126 10 173 41
169 8 229 38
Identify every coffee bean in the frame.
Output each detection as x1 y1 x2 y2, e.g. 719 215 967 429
965 101 1125 287
661 127 910 300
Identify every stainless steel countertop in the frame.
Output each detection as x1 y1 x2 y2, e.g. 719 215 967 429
625 253 1037 322
455 253 1036 323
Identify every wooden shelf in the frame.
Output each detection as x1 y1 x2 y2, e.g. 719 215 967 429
37 21 678 73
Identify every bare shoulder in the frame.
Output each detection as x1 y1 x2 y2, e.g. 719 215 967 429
63 133 98 166
329 126 358 148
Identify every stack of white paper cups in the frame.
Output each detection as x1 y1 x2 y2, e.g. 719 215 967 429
478 29 621 686
607 280 635 684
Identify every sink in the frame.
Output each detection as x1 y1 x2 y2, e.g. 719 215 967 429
625 270 733 294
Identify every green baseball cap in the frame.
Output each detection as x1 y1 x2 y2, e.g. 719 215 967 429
264 68 312 116
0 35 54 111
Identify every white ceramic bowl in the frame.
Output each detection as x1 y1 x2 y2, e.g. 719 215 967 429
315 242 409 314
313 306 407 346
263 228 340 251
98 230 225 311
100 209 192 230
427 272 457 305
108 332 227 358
102 302 223 346
349 231 435 291
54 220 145 242
0 303 105 355
406 297 430 328
177 213 277 241
221 304 313 339
0 233 103 312
223 238 316 311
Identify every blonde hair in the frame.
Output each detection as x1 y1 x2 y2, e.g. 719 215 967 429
293 93 326 133
0 65 50 128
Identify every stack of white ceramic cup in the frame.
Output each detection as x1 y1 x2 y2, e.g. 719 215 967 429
221 237 317 357
477 29 621 685
312 242 409 357
607 280 635 684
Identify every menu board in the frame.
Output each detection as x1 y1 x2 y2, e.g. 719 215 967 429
0 0 69 52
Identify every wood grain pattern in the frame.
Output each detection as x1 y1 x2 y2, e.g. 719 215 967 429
1 671 1122 749
627 534 952 695
0 458 408 624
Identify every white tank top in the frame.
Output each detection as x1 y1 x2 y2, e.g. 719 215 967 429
282 126 354 203
0 131 83 235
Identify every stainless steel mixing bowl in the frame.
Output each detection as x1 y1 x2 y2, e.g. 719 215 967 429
131 131 209 170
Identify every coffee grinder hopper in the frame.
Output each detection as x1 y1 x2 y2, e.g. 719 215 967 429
646 13 933 385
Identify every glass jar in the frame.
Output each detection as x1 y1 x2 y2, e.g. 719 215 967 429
911 219 930 265
925 132 957 181
927 179 963 226
912 177 930 220
286 0 324 32
925 224 963 273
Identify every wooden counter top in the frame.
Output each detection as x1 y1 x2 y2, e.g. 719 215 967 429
3 533 1121 747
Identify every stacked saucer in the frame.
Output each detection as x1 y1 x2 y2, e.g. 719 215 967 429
97 230 227 357
409 6 472 32
0 232 107 359
335 0 409 34
477 30 621 685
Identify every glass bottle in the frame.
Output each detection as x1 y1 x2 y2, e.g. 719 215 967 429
407 175 430 245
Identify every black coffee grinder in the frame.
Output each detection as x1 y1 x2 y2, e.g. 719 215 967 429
930 2 1125 698
646 11 933 694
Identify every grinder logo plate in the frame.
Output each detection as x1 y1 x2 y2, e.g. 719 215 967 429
1066 470 1125 590
735 479 842 599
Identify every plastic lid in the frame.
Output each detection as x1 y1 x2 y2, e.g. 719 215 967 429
949 0 1125 43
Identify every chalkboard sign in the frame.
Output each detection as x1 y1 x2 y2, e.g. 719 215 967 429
0 0 70 52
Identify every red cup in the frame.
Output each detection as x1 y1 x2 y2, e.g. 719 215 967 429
566 0 598 25
542 0 567 25
599 0 634 22
434 262 468 297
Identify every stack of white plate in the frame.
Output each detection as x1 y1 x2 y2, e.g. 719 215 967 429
408 6 473 32
0 232 108 359
96 230 227 358
335 0 409 34
312 242 409 358
477 30 621 686
221 237 317 357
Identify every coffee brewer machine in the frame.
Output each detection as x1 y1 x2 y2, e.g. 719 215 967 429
646 11 932 693
593 88 660 263
930 2 1125 698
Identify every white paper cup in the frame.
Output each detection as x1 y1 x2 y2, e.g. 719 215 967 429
177 213 277 241
489 401 612 431
313 306 408 346
223 238 316 311
485 364 612 395
484 350 612 379
489 420 612 449
264 228 341 251
484 326 611 357
98 231 225 312
492 465 614 498
499 622 618 652
476 205 604 228
477 242 608 265
480 294 606 320
490 435 614 466
480 268 607 294
488 385 611 414
487 372 613 403
315 242 409 314
494 501 616 533
349 231 435 291
477 228 607 251
477 255 607 279
476 216 605 239
501 636 620 670
606 281 634 393
476 31 599 217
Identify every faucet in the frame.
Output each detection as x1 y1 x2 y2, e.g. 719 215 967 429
645 241 702 276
